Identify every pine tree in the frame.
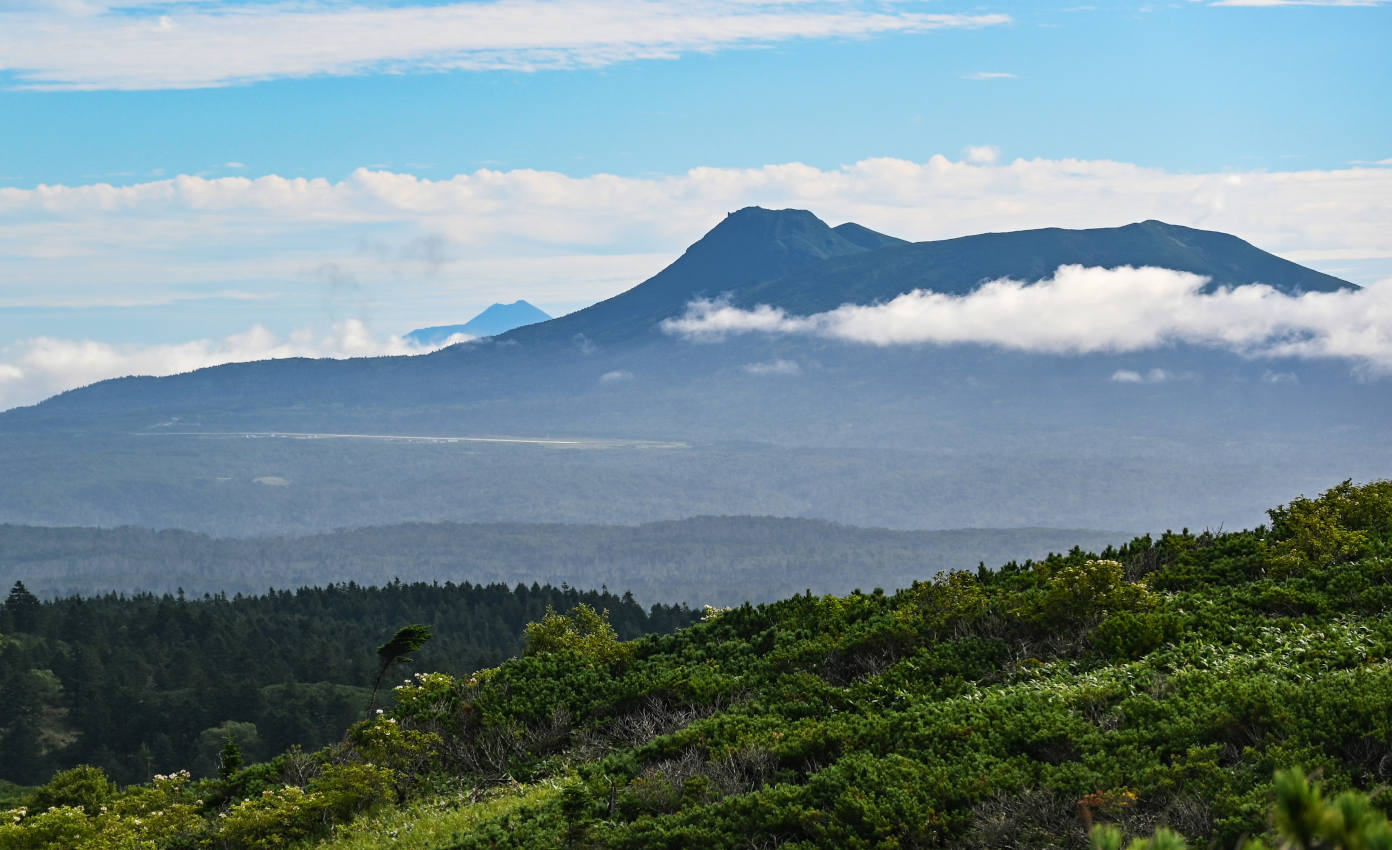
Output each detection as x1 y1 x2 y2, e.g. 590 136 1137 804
367 624 432 716
3 581 40 632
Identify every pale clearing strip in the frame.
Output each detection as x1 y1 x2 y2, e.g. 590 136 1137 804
138 431 688 449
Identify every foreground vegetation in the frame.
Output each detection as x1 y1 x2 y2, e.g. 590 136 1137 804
3 479 1392 849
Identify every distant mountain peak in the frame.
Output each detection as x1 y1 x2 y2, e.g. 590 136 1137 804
406 300 551 345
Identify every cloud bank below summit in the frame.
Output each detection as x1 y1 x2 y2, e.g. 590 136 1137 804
662 265 1392 373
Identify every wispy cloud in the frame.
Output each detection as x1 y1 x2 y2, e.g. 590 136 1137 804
742 358 801 375
0 320 467 410
1111 368 1175 384
961 71 1017 80
1208 1 1388 6
0 0 1010 90
662 266 1392 374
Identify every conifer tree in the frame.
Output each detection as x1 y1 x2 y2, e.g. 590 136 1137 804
367 624 432 716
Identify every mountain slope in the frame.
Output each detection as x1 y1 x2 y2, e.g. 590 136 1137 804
2 208 1355 428
830 220 909 251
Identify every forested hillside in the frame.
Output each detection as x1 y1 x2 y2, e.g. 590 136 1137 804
0 581 695 786
0 517 1124 605
3 479 1391 849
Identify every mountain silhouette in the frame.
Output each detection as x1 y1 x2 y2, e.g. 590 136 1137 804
0 207 1359 429
405 300 552 344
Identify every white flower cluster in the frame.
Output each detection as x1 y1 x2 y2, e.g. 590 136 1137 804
701 605 732 622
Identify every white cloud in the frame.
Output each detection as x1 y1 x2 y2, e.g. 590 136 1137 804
661 266 1392 374
964 145 999 164
599 369 634 383
0 320 459 410
223 161 246 169
961 71 1017 80
742 358 801 375
1110 367 1173 384
1208 1 1388 6
0 0 1010 90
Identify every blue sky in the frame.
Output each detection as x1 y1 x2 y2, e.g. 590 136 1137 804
0 0 1389 407
2 1 1388 184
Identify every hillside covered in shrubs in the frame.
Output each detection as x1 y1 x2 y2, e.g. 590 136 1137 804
4 479 1392 849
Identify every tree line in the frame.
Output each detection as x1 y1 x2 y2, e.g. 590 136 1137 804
0 579 696 786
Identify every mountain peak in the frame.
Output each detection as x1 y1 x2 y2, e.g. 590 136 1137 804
405 300 551 345
486 207 874 346
683 207 866 272
703 206 839 243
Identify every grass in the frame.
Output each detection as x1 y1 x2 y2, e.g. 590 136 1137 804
313 779 564 850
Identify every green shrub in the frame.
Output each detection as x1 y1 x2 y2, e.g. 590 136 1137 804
23 766 115 817
1093 611 1180 661
218 763 392 849
1018 559 1155 627
1266 479 1392 573
524 604 632 667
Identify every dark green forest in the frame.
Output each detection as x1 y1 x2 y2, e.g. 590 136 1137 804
0 516 1124 605
0 580 695 786
3 479 1392 850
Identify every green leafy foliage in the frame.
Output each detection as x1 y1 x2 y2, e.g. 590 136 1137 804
1266 479 1392 574
523 604 631 666
23 766 115 816
6 479 1392 850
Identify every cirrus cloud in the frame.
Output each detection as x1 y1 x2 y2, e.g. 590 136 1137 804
0 0 1010 90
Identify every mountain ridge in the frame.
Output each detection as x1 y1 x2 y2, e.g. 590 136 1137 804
3 207 1355 426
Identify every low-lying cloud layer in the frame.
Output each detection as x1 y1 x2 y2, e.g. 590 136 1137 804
662 265 1392 373
0 0 1008 90
0 321 468 410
